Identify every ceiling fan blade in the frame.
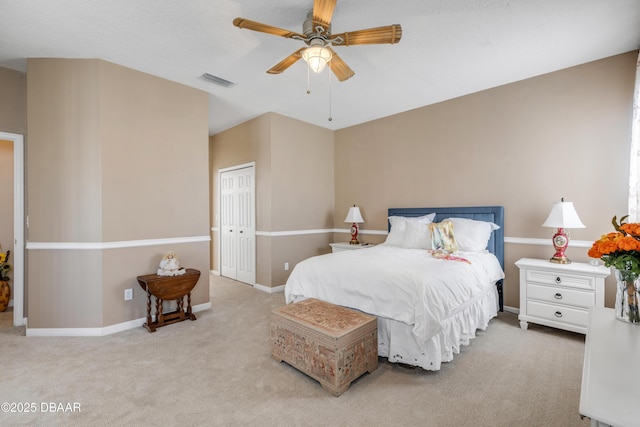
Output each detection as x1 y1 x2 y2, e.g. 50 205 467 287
267 48 306 74
327 48 355 82
313 0 337 28
330 24 402 46
233 17 305 39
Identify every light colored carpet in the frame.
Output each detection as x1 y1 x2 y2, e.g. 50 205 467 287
0 274 590 426
0 306 12 328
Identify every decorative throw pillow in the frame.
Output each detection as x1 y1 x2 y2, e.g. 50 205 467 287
447 217 499 251
429 220 459 253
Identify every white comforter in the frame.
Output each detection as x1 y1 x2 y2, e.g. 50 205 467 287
285 245 504 348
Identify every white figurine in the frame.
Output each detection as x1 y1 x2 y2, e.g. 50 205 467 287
157 251 186 276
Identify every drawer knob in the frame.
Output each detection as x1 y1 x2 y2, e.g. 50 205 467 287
555 276 562 284
554 293 563 300
554 311 563 318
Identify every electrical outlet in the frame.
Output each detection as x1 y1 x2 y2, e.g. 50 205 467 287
124 288 133 301
284 262 289 271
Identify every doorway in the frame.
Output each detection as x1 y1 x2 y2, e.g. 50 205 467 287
219 163 256 285
0 132 25 327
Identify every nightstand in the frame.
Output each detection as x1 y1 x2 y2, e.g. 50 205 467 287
515 258 610 334
329 242 375 253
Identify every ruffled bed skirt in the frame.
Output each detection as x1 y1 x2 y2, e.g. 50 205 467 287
377 284 499 370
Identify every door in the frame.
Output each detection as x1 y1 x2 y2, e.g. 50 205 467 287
0 132 24 327
219 165 256 285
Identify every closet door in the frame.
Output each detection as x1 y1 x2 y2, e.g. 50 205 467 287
220 169 238 279
219 165 255 285
234 167 255 284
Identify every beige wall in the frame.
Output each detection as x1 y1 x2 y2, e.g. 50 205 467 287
0 67 27 135
99 62 210 242
335 51 636 309
270 114 334 285
27 59 210 328
27 59 103 243
210 113 334 287
270 114 334 231
210 113 272 285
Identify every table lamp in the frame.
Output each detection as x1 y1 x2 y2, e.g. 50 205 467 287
344 205 364 245
542 198 585 264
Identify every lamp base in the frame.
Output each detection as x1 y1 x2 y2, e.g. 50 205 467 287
549 255 571 264
350 222 360 245
549 227 571 264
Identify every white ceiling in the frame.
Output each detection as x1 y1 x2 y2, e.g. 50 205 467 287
1 0 639 135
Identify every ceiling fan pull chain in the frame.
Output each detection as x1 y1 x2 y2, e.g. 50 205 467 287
306 63 311 94
328 66 333 122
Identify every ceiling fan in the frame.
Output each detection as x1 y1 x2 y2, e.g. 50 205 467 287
233 0 402 82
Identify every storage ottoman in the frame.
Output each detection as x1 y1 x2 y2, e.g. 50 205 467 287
271 298 378 396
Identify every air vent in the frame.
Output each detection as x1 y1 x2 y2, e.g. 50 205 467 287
201 73 236 88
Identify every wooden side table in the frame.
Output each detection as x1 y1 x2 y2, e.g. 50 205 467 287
136 268 200 332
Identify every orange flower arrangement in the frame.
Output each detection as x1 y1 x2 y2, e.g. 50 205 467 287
590 215 640 324
588 215 640 275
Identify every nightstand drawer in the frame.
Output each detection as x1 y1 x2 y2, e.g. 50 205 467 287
526 283 595 308
526 300 589 328
526 269 595 290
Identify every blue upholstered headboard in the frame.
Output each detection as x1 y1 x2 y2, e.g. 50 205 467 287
387 206 505 271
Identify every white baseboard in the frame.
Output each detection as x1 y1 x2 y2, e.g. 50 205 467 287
254 283 285 293
25 302 212 337
503 305 519 315
210 270 283 294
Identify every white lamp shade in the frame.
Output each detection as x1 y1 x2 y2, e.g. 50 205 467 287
542 201 585 229
344 206 364 223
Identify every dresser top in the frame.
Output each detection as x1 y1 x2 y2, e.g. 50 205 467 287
515 258 610 277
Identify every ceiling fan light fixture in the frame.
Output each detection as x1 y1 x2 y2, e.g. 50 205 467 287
232 2 401 82
301 45 332 73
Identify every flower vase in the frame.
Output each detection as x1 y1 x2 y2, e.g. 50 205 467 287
0 280 10 312
614 269 640 324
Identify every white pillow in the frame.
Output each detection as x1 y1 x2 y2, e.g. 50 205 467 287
385 216 408 246
402 220 432 249
384 213 436 247
447 217 500 251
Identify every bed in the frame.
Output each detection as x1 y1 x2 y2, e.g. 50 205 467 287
284 206 505 371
